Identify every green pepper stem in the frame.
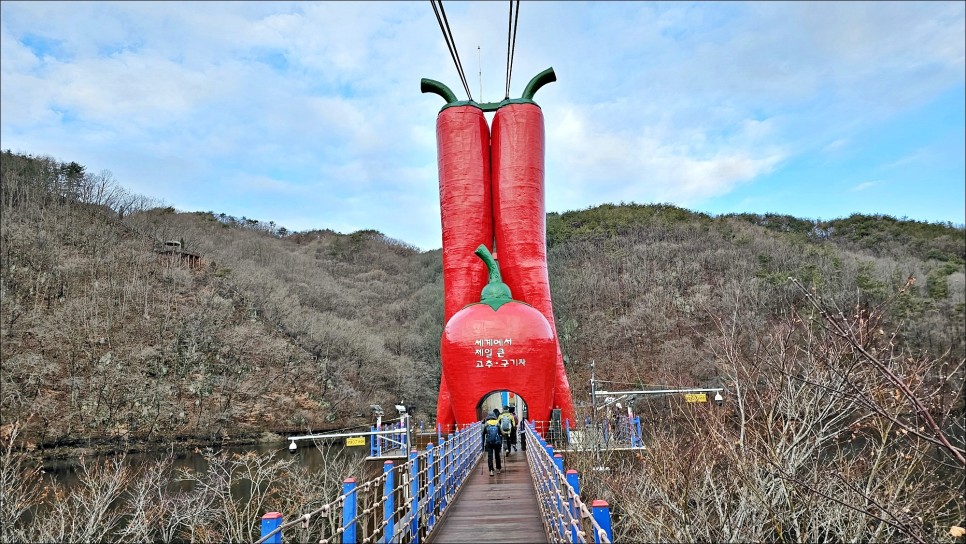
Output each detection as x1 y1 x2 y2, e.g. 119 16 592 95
475 245 503 284
521 67 556 101
421 78 458 104
474 245 513 309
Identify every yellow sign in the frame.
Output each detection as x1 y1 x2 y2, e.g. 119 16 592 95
345 436 366 447
684 393 707 403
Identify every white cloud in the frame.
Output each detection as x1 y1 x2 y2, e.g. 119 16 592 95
884 149 930 170
1 1 962 250
822 139 850 154
546 102 785 210
851 181 879 192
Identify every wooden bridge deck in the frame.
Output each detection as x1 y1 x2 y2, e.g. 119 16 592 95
427 449 546 543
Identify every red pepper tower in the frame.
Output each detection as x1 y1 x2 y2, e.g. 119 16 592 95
426 91 493 426
423 69 575 428
441 246 556 424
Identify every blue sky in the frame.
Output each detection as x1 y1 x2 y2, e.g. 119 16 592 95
1 1 963 250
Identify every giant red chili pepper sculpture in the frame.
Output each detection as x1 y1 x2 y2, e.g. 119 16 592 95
440 245 556 424
421 80 493 425
423 69 575 427
491 70 577 422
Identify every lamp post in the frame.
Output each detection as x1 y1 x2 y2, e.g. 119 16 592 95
395 404 409 451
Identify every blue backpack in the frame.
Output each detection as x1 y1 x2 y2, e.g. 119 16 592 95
485 420 502 445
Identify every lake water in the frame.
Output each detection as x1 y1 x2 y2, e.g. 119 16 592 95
39 438 369 494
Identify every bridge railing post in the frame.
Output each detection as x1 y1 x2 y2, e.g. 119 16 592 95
426 442 436 530
446 433 454 503
541 444 554 528
259 512 282 544
383 461 394 544
591 500 613 544
409 449 419 544
553 454 566 540
465 424 476 481
566 470 580 544
341 478 358 544
438 436 448 513
459 427 464 478
464 426 471 480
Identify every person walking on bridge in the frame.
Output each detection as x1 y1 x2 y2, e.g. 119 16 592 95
482 409 504 476
498 406 516 455
508 406 519 453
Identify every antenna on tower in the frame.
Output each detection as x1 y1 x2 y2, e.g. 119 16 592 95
478 45 482 102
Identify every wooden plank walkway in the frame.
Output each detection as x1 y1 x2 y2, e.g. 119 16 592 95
427 449 546 543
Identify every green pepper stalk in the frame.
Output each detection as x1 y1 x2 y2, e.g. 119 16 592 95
474 244 514 310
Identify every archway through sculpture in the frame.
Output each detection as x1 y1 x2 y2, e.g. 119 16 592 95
477 390 528 422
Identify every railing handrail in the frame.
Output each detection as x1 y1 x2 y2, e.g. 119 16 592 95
257 421 482 544
524 421 614 544
259 418 618 543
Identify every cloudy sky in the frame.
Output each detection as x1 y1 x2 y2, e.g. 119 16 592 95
2 1 963 250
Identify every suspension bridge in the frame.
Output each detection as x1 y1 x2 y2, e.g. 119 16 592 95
255 420 617 544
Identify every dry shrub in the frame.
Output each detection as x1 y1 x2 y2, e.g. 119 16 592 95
574 286 964 543
0 436 364 543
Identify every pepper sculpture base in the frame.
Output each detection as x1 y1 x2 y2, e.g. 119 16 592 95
441 303 556 424
441 246 557 425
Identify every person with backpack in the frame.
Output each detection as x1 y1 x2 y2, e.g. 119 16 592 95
520 415 527 451
498 407 515 455
482 408 503 476
508 406 519 452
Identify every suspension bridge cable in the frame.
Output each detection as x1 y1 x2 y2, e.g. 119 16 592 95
504 1 513 99
438 1 474 101
429 1 465 96
430 0 474 101
505 0 520 99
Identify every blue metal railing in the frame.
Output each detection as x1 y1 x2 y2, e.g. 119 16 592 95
370 420 409 457
259 419 620 544
256 422 481 544
524 422 614 543
563 415 644 450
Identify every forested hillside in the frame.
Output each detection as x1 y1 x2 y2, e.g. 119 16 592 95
1 151 442 451
546 203 964 392
2 150 963 453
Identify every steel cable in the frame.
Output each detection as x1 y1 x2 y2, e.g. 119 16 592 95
430 0 474 101
505 0 520 99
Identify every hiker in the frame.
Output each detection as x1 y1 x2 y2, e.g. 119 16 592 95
498 406 515 455
508 406 519 452
482 408 503 476
520 415 528 451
